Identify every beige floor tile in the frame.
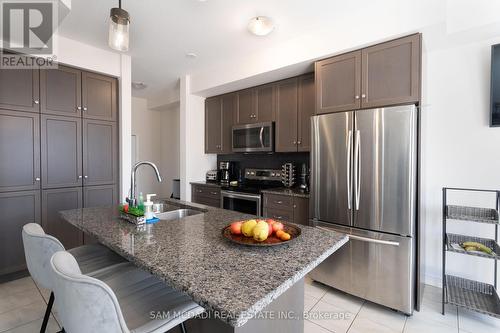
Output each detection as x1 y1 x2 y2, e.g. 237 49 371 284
458 307 500 333
321 288 364 314
410 300 458 328
304 319 332 333
305 293 320 313
308 300 356 333
4 316 59 333
356 301 407 332
348 316 401 333
421 284 443 305
305 280 329 300
404 316 458 333
0 288 45 315
0 300 47 332
0 278 36 298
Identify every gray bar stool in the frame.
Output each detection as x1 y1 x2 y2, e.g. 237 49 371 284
22 223 126 332
50 250 204 333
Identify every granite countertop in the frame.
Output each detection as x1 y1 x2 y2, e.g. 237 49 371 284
261 187 310 198
60 199 347 327
190 181 310 198
189 181 222 188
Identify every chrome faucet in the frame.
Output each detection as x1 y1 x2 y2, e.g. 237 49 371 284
126 161 162 207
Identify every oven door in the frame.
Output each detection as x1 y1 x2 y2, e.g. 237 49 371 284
221 191 262 216
232 122 274 153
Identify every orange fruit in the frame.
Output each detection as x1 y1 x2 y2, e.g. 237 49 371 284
279 232 291 241
276 230 285 238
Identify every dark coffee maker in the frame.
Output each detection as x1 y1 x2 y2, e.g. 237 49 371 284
219 161 234 185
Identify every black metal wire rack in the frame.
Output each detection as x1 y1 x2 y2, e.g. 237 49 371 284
442 187 500 318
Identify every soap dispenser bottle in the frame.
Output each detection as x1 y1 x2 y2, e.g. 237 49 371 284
144 194 156 220
138 192 145 210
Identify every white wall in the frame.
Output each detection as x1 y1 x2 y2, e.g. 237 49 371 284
131 97 180 199
160 106 180 197
421 36 500 286
179 75 216 200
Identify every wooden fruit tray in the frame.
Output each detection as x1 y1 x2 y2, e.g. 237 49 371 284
222 223 301 247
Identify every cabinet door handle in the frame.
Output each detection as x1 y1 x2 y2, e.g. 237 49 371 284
275 200 283 204
35 177 40 182
34 100 39 105
211 192 218 195
273 215 283 219
293 140 297 145
355 95 360 100
83 107 88 111
84 175 88 179
196 189 203 193
297 140 301 145
361 94 366 99
78 176 83 179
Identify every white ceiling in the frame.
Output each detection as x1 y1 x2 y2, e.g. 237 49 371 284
56 0 364 99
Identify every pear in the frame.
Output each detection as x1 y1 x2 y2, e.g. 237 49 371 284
253 221 269 242
241 219 257 237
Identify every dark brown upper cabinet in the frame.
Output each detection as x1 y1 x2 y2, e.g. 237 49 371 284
297 74 315 152
315 51 361 114
237 89 255 124
276 78 299 152
315 34 421 114
0 190 41 275
83 119 117 186
361 34 421 108
82 72 117 121
205 96 222 154
0 110 40 192
84 184 118 208
41 66 82 117
275 74 315 153
41 115 82 189
0 66 40 113
42 187 83 249
221 93 236 154
255 84 276 122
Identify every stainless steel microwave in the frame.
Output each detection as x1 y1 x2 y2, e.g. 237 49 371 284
232 122 274 153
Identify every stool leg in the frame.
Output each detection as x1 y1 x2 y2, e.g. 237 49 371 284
40 291 54 333
179 322 187 333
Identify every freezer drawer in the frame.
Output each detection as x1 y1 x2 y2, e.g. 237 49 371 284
309 223 415 314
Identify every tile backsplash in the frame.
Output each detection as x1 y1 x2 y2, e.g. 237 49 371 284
217 153 309 172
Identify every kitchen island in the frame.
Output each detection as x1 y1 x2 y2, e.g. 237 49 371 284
60 198 348 333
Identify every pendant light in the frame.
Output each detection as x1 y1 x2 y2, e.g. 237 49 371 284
247 16 274 36
108 0 130 51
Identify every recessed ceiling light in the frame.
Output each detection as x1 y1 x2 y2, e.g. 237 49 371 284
247 16 274 36
132 81 147 90
186 52 198 58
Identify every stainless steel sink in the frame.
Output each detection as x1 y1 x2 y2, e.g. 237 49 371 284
156 209 202 221
152 203 179 214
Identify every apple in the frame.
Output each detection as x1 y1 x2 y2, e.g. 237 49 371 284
272 222 284 233
230 221 243 235
266 218 276 225
265 221 274 236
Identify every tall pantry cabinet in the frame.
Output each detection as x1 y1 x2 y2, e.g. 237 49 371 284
0 62 119 278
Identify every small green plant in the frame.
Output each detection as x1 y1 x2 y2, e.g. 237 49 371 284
119 205 144 217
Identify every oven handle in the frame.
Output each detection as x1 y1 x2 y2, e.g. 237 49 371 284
220 190 261 201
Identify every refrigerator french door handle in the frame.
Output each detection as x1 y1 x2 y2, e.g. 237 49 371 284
354 130 361 210
347 130 353 209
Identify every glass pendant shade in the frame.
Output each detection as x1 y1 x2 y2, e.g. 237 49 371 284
108 7 130 51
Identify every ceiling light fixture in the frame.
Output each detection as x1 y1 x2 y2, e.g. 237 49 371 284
247 16 274 36
108 0 130 52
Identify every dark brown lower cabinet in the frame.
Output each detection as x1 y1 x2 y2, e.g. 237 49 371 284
0 190 41 276
263 193 309 226
42 187 83 249
83 184 118 244
191 184 221 208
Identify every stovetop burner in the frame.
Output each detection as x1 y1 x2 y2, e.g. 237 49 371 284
220 181 282 195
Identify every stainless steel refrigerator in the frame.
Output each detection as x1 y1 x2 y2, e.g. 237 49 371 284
309 105 417 314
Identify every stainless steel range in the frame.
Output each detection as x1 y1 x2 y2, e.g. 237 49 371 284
220 168 281 216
